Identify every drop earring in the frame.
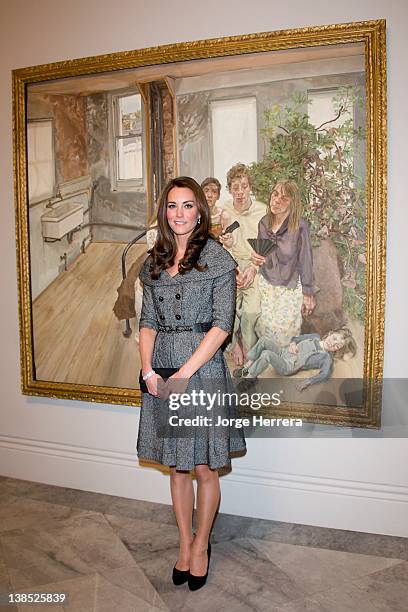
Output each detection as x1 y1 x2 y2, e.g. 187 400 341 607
197 217 201 225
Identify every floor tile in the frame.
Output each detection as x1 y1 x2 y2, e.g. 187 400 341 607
0 495 92 534
13 574 96 612
138 537 308 611
104 513 181 562
97 563 168 610
246 520 408 561
1 513 134 590
246 538 401 596
350 561 408 611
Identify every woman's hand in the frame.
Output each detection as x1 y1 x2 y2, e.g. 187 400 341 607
219 232 234 249
301 294 316 317
146 373 165 398
238 265 257 289
251 251 266 266
163 370 190 399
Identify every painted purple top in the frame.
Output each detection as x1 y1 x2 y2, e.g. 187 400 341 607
257 215 316 296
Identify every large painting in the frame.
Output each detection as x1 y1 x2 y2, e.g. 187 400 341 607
12 20 387 427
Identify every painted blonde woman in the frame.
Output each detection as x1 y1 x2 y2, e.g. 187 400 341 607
243 180 317 347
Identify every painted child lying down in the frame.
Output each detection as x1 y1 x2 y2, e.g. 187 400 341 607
233 329 356 391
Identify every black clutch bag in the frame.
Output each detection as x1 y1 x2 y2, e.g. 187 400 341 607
139 368 179 393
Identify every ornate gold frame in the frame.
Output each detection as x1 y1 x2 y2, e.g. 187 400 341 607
13 20 387 427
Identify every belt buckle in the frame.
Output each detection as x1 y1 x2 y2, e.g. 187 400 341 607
159 325 173 332
175 325 192 332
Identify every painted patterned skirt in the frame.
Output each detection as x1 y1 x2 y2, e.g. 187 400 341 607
257 274 303 347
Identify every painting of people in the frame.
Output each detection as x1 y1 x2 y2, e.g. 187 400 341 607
15 22 386 425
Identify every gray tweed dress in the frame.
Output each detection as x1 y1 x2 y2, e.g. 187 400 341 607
137 238 246 470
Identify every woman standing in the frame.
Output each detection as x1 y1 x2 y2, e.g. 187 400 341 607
242 179 317 347
137 176 246 591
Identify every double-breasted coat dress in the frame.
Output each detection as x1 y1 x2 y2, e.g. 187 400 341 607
137 237 246 471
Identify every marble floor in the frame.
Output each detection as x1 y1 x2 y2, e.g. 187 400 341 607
0 477 407 611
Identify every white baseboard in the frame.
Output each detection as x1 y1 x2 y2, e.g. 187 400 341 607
0 434 407 538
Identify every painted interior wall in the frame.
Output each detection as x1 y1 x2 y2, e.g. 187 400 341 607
1 0 407 537
27 95 92 298
27 93 89 183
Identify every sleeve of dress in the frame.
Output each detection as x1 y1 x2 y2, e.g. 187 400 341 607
139 283 159 331
211 269 237 334
298 223 316 296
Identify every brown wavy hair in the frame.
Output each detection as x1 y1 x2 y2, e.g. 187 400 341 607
149 177 211 279
226 162 252 191
267 179 302 233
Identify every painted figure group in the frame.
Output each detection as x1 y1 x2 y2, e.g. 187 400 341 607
199 163 356 388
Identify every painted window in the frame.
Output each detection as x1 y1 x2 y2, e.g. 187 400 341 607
109 91 144 191
210 97 257 203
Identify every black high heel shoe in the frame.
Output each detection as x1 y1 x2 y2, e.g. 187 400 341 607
188 540 211 591
172 564 190 586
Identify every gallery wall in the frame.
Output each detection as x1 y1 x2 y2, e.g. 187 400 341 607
1 0 407 536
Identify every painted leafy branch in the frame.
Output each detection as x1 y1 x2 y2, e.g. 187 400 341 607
249 88 366 321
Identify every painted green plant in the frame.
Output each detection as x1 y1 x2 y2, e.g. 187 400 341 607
249 88 366 321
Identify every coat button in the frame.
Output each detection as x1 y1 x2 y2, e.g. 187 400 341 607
160 315 165 320
175 293 181 299
158 296 164 301
175 314 181 320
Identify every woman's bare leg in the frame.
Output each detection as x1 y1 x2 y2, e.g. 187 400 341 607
170 468 195 570
190 464 220 575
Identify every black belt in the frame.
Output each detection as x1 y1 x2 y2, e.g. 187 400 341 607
158 322 212 333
